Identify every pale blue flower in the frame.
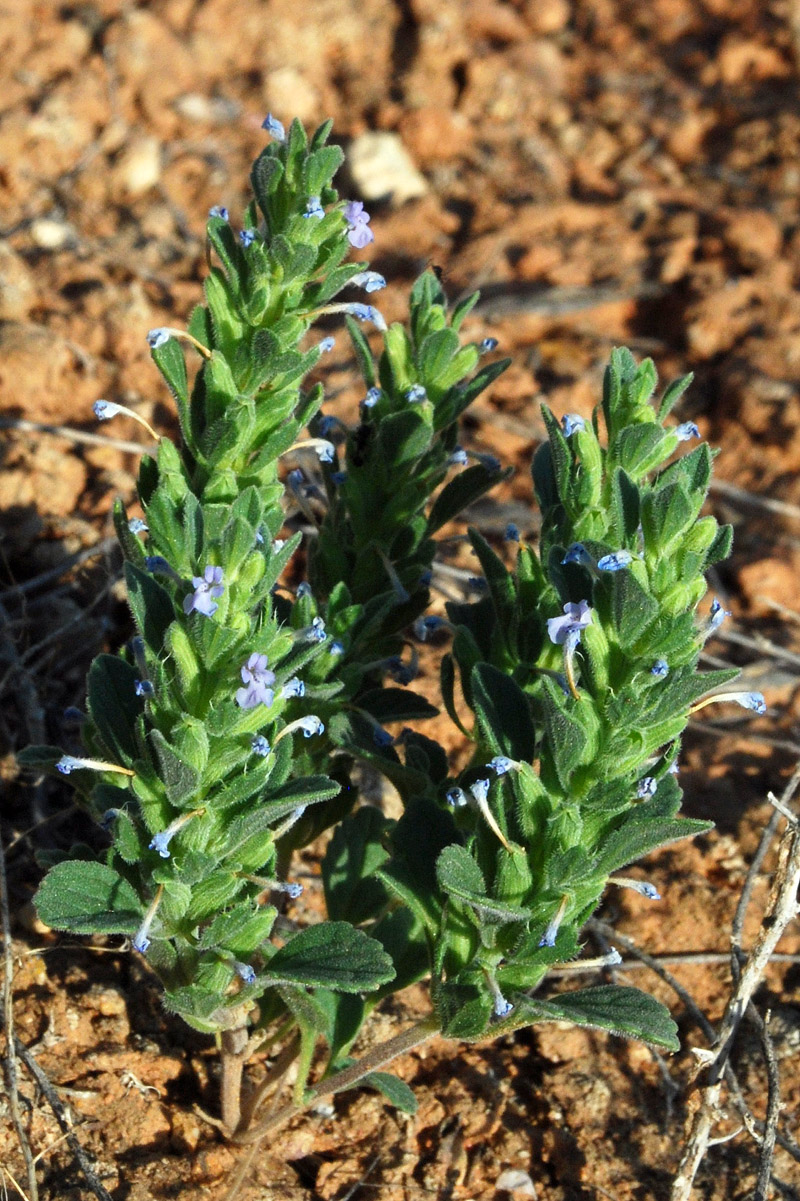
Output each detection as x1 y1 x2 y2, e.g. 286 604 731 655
562 543 595 568
304 196 325 219
479 337 499 352
405 385 427 403
651 659 669 678
146 328 170 350
93 400 123 421
134 679 154 698
298 716 324 737
208 205 229 221
234 961 256 984
597 550 633 572
561 414 586 436
351 270 386 292
504 523 520 542
281 677 305 699
239 229 256 247
636 777 657 799
446 786 468 808
128 518 148 535
318 336 335 353
261 113 285 141
675 422 700 441
449 447 469 466
251 735 270 757
362 386 381 408
489 756 516 775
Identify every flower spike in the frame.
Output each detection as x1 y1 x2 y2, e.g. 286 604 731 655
132 885 164 955
93 399 159 441
468 778 513 852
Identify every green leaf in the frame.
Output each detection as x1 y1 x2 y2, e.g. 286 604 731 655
148 729 202 808
502 985 679 1051
471 662 536 761
357 687 438 723
436 845 529 922
427 464 511 534
264 923 395 992
35 861 141 935
86 654 141 765
322 806 391 924
657 371 694 422
539 676 588 791
361 1072 418 1114
125 562 176 652
599 569 660 649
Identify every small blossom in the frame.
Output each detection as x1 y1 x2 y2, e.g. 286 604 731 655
55 755 86 775
597 550 633 572
487 977 513 1018
331 471 347 485
144 555 181 581
351 270 386 292
449 447 469 466
239 229 256 247
609 875 661 901
208 205 229 221
651 659 669 678
330 640 345 656
56 755 133 777
236 653 276 710
283 882 303 899
298 715 324 737
349 302 386 331
134 679 154 698
504 523 520 542
539 896 568 948
386 655 415 685
93 399 123 421
344 199 374 249
318 335 335 353
373 727 394 748
605 947 623 966
479 337 499 353
146 328 170 350
304 196 325 219
470 778 491 805
446 786 468 808
261 113 285 141
316 440 335 463
304 616 326 643
708 597 730 632
128 518 148 535
561 413 586 437
251 735 271 757
234 961 256 984
281 677 305 699
675 421 700 441
99 808 121 831
132 885 164 956
668 761 680 775
562 542 595 569
272 539 286 552
546 600 593 646
183 565 225 617
148 808 203 860
317 416 338 438
489 756 517 776
729 691 767 714
405 384 427 403
636 777 657 799
413 615 448 642
296 582 312 598
362 386 381 408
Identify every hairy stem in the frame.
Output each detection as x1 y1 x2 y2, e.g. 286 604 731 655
220 1025 249 1135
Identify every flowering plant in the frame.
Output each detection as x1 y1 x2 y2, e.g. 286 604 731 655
21 117 761 1137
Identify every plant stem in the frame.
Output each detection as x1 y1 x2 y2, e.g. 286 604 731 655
234 1014 440 1144
220 1025 249 1135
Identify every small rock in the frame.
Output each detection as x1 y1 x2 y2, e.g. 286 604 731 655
264 67 320 125
399 108 473 166
173 93 240 124
30 218 75 250
347 131 428 205
496 1168 538 1197
522 0 570 33
722 209 782 270
113 136 162 198
0 244 35 320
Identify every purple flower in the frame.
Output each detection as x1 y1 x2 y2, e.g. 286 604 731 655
479 337 499 353
251 735 270 757
344 200 374 249
236 653 276 710
561 414 586 437
546 600 593 646
304 196 325 219
239 229 256 247
209 205 229 221
597 550 633 572
675 422 700 441
183 565 225 617
651 659 669 678
262 113 285 141
351 270 386 292
147 328 170 350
